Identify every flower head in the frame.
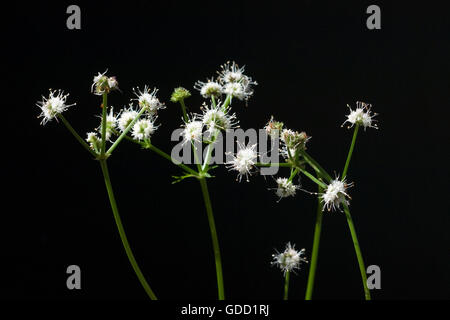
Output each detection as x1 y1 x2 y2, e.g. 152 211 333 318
133 86 165 115
194 79 223 98
226 143 258 182
181 117 203 145
342 101 378 130
280 129 310 160
275 177 299 200
272 242 308 274
91 71 119 95
131 117 158 141
200 102 238 132
264 116 284 140
171 87 191 103
36 89 75 125
218 61 257 101
117 105 140 132
321 177 353 212
86 132 101 152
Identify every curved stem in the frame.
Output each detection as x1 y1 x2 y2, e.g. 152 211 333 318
100 93 108 156
300 150 332 182
305 182 323 300
342 125 359 179
199 178 225 300
99 159 158 300
148 144 198 176
343 203 371 300
283 271 290 300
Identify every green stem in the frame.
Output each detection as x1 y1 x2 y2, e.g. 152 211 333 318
148 144 198 176
99 159 157 300
100 93 108 156
283 271 290 300
199 178 225 300
297 167 327 189
343 203 371 300
58 114 97 157
305 182 324 300
342 125 359 179
106 106 146 155
180 99 189 122
300 150 332 182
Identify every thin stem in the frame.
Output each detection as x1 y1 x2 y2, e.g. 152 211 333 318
343 203 371 300
99 159 157 300
300 150 332 182
100 93 108 156
199 178 225 300
106 106 146 155
58 114 97 157
305 182 324 300
179 99 189 122
148 144 198 176
201 130 219 173
283 271 290 300
297 167 327 189
342 124 359 179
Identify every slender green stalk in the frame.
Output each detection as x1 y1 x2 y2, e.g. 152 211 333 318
58 114 97 157
147 144 198 176
305 182 323 300
297 167 327 189
342 124 359 179
283 271 290 300
99 159 157 300
300 150 332 182
343 203 371 300
179 99 189 122
100 93 108 156
199 178 225 300
107 106 146 155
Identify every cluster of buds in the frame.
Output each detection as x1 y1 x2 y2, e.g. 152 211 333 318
91 71 119 95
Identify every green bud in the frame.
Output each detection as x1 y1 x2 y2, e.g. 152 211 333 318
170 87 191 103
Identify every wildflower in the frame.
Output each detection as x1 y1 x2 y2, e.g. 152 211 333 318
321 178 353 212
86 132 101 151
98 107 117 141
194 80 223 98
219 61 257 101
91 71 119 95
200 102 238 132
275 177 298 199
226 143 258 182
133 86 165 115
181 117 203 145
131 117 158 141
265 116 284 140
171 87 191 103
36 89 75 125
117 105 140 132
342 101 378 130
272 242 308 274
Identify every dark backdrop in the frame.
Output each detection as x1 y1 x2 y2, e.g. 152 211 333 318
2 1 449 300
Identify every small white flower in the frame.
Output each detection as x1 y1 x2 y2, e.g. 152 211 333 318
272 242 308 274
131 117 158 141
98 107 117 141
223 82 246 100
118 105 140 132
200 103 238 132
219 61 257 101
107 77 119 91
275 177 298 199
181 117 204 145
36 89 75 125
226 143 258 182
86 132 101 151
194 80 223 98
264 116 284 140
133 86 165 115
218 61 245 83
321 178 353 212
342 101 378 130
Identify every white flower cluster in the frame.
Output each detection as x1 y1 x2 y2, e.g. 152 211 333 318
36 89 75 125
321 178 353 212
226 144 258 182
272 242 308 274
91 70 119 95
275 177 298 200
343 101 378 130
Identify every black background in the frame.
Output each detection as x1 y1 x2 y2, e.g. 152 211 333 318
2 1 450 301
